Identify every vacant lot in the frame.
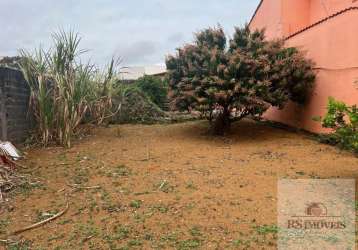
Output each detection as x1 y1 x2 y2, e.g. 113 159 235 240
1 120 358 249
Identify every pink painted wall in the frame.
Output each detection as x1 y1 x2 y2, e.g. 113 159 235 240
249 0 283 40
281 0 310 36
310 0 358 23
250 0 358 133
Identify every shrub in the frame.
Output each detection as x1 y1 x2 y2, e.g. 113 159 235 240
135 75 168 110
111 85 167 124
166 26 315 134
318 97 358 153
19 30 119 147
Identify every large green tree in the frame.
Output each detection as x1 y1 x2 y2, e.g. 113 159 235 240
166 26 315 134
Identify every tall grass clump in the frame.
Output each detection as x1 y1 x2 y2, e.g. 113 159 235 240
90 58 121 125
19 30 119 148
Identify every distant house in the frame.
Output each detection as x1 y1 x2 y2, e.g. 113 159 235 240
119 65 166 82
249 0 358 133
0 56 22 70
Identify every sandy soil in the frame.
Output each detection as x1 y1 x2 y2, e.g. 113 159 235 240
1 119 357 249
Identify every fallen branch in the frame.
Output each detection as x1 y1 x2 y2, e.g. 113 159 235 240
82 235 94 243
158 180 168 190
77 186 101 190
10 202 69 235
67 183 101 190
0 161 31 200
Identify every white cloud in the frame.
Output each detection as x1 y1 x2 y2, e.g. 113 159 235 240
0 0 260 67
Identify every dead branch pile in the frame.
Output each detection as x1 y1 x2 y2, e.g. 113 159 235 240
112 86 168 124
0 155 28 202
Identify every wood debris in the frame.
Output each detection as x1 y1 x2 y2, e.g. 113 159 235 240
0 146 28 202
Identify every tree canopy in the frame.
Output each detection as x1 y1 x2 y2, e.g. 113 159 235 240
166 26 315 134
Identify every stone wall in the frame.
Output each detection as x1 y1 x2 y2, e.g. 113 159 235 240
0 66 32 143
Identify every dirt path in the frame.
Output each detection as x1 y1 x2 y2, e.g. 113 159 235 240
1 120 358 249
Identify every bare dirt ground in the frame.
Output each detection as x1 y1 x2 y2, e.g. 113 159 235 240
1 119 358 250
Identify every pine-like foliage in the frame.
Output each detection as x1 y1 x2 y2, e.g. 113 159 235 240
166 26 315 134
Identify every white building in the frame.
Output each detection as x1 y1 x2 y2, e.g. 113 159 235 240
119 65 166 81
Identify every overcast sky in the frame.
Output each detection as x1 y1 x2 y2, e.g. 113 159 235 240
0 0 260 67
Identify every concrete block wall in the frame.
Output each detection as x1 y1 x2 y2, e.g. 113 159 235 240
0 66 32 143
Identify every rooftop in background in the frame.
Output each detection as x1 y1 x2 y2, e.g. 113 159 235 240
119 65 167 81
0 56 22 70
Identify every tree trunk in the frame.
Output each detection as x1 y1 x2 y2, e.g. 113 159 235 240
210 107 231 135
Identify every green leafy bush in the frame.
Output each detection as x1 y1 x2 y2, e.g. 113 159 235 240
111 85 167 124
318 97 358 153
166 25 315 134
135 75 168 110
